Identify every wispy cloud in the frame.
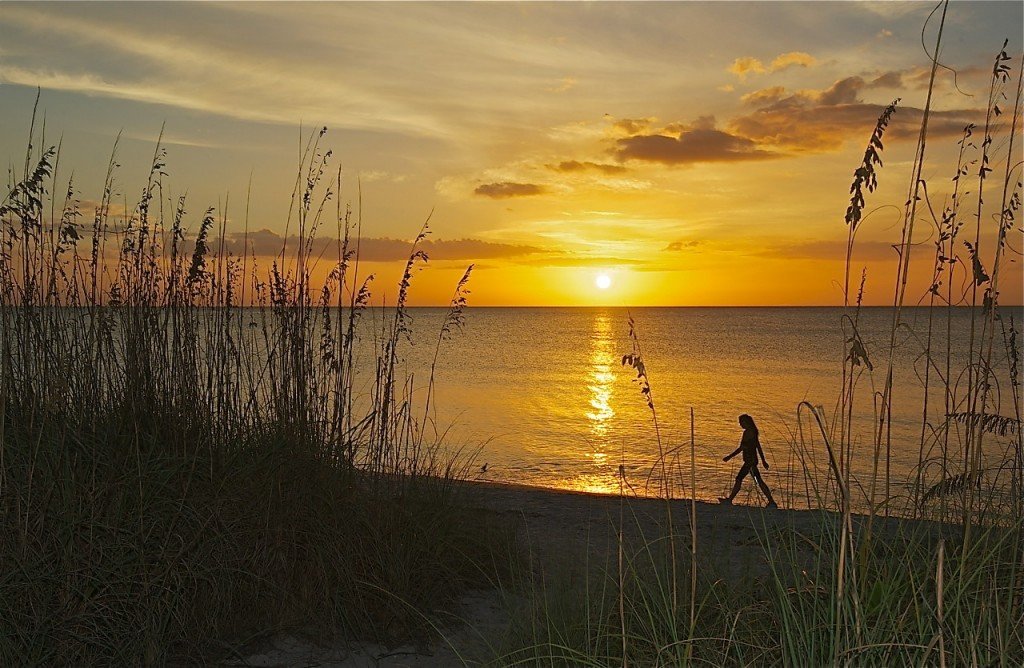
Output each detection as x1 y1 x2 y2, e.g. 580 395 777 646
761 239 899 262
546 77 577 93
515 253 648 268
359 170 408 184
0 7 450 138
224 229 542 261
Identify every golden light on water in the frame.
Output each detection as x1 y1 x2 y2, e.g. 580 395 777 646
586 314 616 437
570 312 618 494
566 472 620 496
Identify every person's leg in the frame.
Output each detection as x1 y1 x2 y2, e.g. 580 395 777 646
726 462 752 501
751 467 777 506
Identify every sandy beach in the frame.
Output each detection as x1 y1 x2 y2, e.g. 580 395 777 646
238 480 926 667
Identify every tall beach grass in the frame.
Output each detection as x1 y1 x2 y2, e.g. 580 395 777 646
0 111 511 664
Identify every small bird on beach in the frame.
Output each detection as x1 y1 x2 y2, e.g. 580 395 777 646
480 463 488 473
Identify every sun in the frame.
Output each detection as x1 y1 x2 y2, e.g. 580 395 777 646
595 273 612 290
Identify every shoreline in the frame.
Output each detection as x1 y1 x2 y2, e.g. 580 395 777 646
240 477 953 667
455 477 941 570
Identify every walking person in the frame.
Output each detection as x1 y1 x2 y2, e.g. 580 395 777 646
719 414 777 508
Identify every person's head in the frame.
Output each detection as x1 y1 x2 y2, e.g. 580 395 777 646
738 414 757 432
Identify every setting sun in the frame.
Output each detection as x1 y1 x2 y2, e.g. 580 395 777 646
595 274 612 290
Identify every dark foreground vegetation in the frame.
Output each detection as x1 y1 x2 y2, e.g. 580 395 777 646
0 115 512 663
2 6 1023 665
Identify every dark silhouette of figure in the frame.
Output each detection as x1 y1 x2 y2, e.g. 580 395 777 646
719 414 777 508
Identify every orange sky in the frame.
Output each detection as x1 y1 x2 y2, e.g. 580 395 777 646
1 2 1021 306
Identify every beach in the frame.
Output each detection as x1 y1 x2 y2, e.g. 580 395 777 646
238 480 938 667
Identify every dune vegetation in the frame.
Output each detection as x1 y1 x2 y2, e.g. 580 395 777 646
0 113 514 663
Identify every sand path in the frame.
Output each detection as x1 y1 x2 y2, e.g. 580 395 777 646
236 481 911 667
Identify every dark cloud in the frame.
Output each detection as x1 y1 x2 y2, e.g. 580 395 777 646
818 76 865 105
615 123 777 165
729 76 980 152
869 71 904 88
867 65 987 92
548 160 627 174
474 182 546 199
889 109 980 142
730 100 881 152
664 240 703 251
224 228 541 261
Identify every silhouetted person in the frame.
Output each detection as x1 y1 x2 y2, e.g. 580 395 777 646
719 414 777 508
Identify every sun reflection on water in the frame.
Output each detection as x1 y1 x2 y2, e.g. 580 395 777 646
566 472 620 496
585 313 616 437
569 312 619 494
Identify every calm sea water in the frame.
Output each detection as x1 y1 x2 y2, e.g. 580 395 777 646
366 306 1021 510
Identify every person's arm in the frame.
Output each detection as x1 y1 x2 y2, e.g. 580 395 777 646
757 440 769 469
723 445 743 462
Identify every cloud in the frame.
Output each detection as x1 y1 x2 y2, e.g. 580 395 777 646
869 70 904 88
224 228 542 261
609 117 655 136
863 66 986 92
359 170 407 183
473 182 547 199
729 77 979 152
0 7 451 138
614 117 777 165
548 160 627 175
728 51 816 80
858 3 923 18
119 129 229 149
764 239 901 262
664 240 703 251
547 77 576 93
78 199 128 221
740 86 788 106
727 56 767 80
817 76 865 105
516 254 647 268
770 51 817 71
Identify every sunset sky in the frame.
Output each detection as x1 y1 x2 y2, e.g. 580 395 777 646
1 1 1021 306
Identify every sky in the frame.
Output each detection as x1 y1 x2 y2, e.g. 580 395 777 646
1 1 1022 306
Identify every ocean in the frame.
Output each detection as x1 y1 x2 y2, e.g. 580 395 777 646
367 306 1022 511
